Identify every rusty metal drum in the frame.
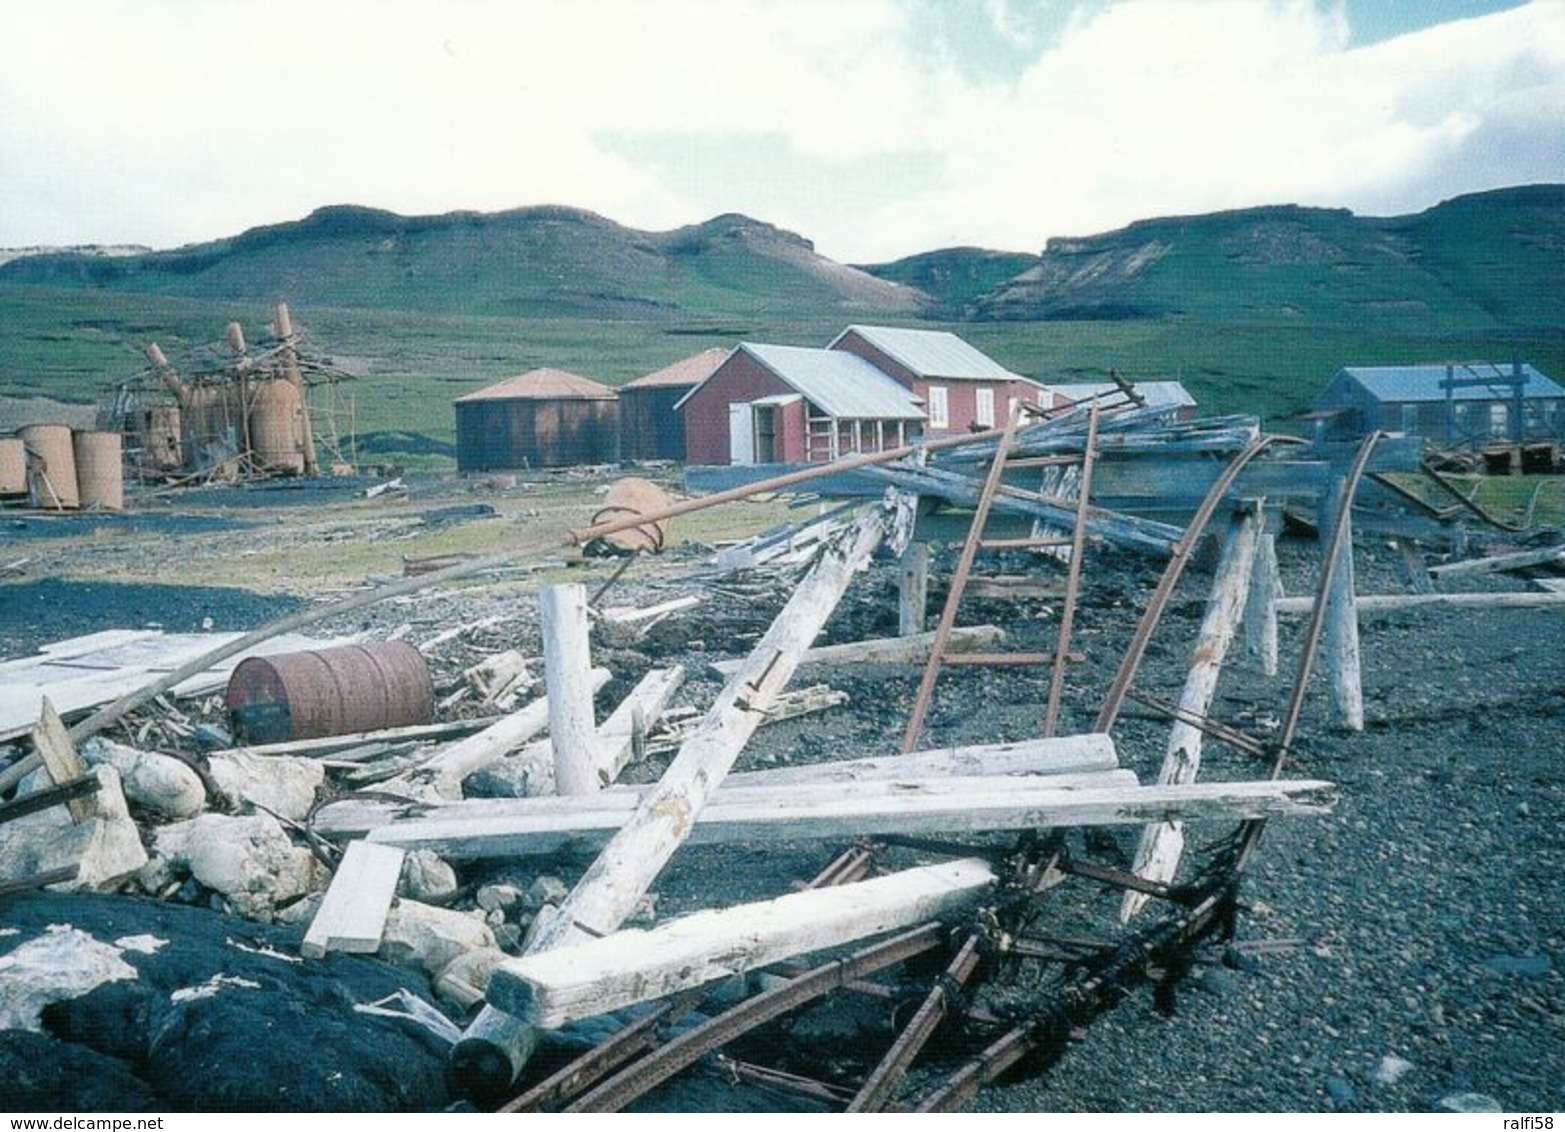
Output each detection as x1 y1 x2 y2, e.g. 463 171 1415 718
0 436 26 497
589 476 672 554
225 641 434 743
73 430 124 511
18 423 79 509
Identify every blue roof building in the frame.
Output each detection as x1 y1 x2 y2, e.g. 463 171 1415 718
1311 362 1565 446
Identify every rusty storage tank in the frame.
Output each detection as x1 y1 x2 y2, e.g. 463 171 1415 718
142 404 184 471
225 641 434 743
0 436 26 497
72 430 124 511
589 476 672 554
18 423 79 509
249 378 307 473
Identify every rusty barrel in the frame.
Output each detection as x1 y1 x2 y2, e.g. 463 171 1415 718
18 423 79 509
0 436 25 497
73 430 124 511
225 641 434 743
589 476 672 553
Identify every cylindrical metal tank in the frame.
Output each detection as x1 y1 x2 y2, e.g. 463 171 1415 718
18 423 79 509
73 430 124 511
0 436 26 497
249 379 307 473
225 641 434 743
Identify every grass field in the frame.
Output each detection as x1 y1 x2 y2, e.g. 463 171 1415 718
3 283 1562 473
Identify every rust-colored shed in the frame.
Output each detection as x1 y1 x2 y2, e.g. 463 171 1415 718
454 368 619 471
619 348 726 462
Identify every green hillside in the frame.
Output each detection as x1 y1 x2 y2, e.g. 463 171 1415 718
855 247 1040 316
960 185 1565 329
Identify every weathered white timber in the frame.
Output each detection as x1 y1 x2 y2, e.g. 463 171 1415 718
488 858 998 1027
1428 544 1565 579
301 840 406 959
1244 529 1281 677
389 670 610 800
495 667 687 796
315 733 1121 836
1321 475 1364 731
540 585 599 796
1123 507 1261 921
366 777 1333 858
30 698 96 822
454 503 901 1086
202 718 498 759
707 624 1003 675
1276 591 1565 614
597 595 702 625
898 542 929 636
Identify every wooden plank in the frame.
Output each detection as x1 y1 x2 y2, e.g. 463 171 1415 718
1243 528 1280 677
487 858 998 1027
1123 507 1260 921
1428 544 1565 579
731 732 1119 788
30 698 95 822
300 841 406 959
897 542 928 636
540 584 599 796
707 625 1004 676
202 717 500 759
1276 591 1565 614
365 778 1335 859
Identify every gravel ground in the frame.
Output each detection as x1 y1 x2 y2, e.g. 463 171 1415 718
3 492 1561 1113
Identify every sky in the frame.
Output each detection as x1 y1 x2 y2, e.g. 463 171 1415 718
0 0 1560 264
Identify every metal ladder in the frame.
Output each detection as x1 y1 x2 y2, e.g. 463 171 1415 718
900 402 1102 752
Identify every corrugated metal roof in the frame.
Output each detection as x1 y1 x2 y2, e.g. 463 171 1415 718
830 325 1021 382
1339 364 1564 403
454 368 617 403
742 343 925 419
622 347 729 391
1045 380 1196 409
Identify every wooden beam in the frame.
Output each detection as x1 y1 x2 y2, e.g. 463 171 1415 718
1275 591 1565 614
1123 506 1261 921
707 625 1003 675
1243 527 1280 677
487 858 997 1027
202 717 499 759
1428 544 1565 579
1320 474 1364 731
366 778 1335 859
30 698 95 822
540 585 599 796
300 840 406 959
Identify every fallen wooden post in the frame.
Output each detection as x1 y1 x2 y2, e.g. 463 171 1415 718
1428 544 1565 579
708 624 1003 675
898 542 929 636
1122 505 1260 921
451 502 904 1096
1275 591 1565 614
301 840 406 959
540 585 599 796
487 857 997 1027
30 698 96 823
1243 527 1280 677
364 778 1333 859
1320 473 1364 731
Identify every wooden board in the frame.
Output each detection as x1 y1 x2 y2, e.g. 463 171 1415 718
300 841 406 959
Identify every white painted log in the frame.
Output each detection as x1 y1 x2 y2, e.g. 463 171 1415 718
1123 507 1260 922
1321 477 1363 731
315 733 1122 836
388 669 610 800
898 542 929 636
367 778 1334 859
505 666 686 796
301 840 406 959
455 506 896 1083
1428 544 1565 579
488 858 997 1027
1244 529 1280 677
1276 591 1565 614
540 585 599 796
707 624 1003 675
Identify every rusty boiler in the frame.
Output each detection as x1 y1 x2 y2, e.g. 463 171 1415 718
248 378 308 474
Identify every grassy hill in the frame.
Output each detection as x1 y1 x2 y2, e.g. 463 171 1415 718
2 187 1559 471
953 185 1565 329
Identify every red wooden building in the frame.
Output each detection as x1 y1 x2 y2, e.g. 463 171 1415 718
677 343 925 465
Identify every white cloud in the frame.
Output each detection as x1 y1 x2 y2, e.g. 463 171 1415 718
0 0 1559 261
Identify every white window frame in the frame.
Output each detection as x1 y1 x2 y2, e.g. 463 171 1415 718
975 387 995 428
928 385 949 429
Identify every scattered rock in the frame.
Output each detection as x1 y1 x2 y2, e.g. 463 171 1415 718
0 765 149 891
145 812 320 921
1370 1055 1413 1086
80 738 205 820
380 900 496 978
476 883 524 915
1325 1076 1356 1106
206 751 324 822
527 874 570 908
1437 1092 1505 1113
1481 953 1551 977
0 925 137 1031
401 850 459 904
